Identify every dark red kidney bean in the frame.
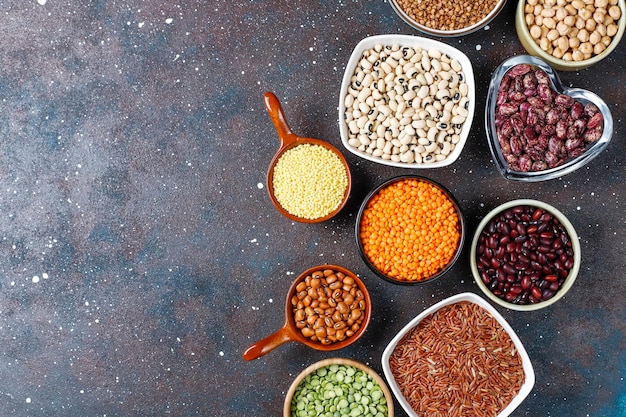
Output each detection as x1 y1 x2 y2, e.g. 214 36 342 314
531 286 542 299
475 204 575 305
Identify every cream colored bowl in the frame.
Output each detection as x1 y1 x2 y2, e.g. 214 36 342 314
515 0 625 71
284 358 394 417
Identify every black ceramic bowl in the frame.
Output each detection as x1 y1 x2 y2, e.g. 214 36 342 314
355 175 465 285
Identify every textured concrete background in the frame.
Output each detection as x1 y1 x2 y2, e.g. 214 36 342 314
0 1 624 416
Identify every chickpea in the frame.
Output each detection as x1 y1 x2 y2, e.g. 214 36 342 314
586 16 598 30
589 30 602 44
579 41 594 54
594 42 607 54
577 28 591 41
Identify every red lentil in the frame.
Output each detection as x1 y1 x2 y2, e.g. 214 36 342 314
359 178 461 282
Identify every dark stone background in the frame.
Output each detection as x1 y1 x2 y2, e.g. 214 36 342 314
0 1 623 416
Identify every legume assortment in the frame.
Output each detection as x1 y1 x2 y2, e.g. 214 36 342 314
359 178 461 282
290 363 389 417
524 0 622 61
272 144 349 220
495 63 603 172
343 44 470 165
476 204 575 305
291 268 367 345
388 301 525 417
396 0 500 31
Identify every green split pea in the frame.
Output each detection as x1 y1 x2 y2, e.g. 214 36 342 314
290 364 388 417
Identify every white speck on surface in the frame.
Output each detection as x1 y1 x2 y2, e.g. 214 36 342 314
219 351 225 356
138 22 145 28
165 18 173 24
25 397 31 403
37 0 46 4
43 273 49 279
476 44 482 51
249 238 257 243
32 276 39 283
257 182 264 189
269 298 273 303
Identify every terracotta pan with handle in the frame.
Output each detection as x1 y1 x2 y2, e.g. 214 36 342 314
264 92 352 223
242 264 371 361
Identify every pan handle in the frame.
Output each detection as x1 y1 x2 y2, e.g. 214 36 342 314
264 92 299 149
242 324 295 361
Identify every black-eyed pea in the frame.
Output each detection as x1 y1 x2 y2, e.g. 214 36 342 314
301 327 315 338
335 329 346 341
315 327 327 340
295 309 306 322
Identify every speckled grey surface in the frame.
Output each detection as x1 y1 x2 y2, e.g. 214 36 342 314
0 1 624 416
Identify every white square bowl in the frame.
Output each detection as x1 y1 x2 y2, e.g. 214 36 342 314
381 292 535 417
339 34 475 168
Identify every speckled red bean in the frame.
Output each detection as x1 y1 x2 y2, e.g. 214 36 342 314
495 64 604 172
476 205 575 305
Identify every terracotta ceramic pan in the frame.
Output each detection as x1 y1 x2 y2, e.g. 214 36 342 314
264 92 352 223
242 264 371 361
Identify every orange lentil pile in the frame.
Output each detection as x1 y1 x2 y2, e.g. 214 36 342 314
397 0 500 31
359 178 461 282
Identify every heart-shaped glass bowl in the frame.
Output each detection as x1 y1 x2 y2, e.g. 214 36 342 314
339 34 475 169
485 55 613 182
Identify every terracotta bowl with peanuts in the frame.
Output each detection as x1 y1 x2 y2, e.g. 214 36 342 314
516 0 625 71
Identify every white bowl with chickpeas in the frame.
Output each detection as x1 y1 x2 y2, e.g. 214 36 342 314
339 35 475 168
516 0 625 70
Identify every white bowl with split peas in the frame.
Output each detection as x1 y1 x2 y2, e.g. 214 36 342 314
339 35 475 169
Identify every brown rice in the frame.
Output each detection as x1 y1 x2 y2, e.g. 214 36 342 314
388 301 525 417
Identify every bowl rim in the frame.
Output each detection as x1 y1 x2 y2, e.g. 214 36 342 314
388 0 509 36
283 357 395 417
338 34 475 169
470 199 581 311
283 264 373 349
485 55 614 182
355 175 465 285
515 0 626 70
381 292 535 417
